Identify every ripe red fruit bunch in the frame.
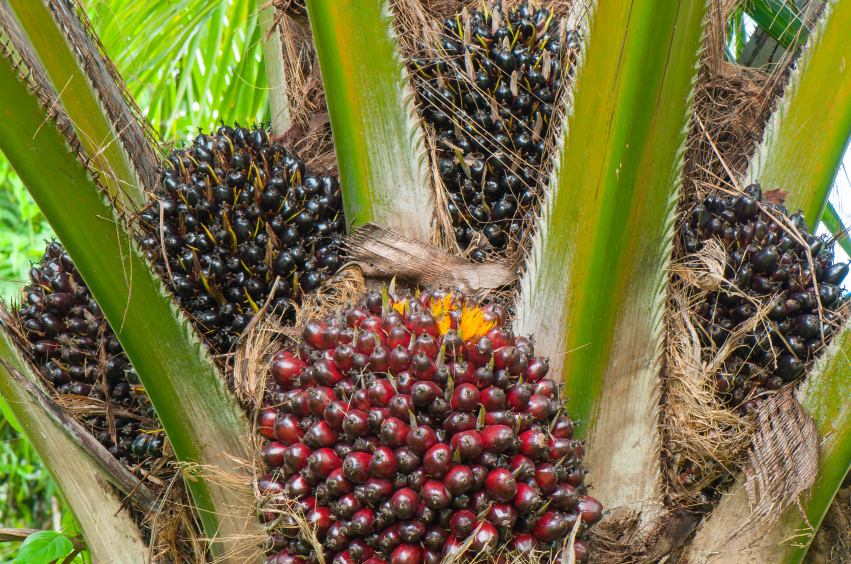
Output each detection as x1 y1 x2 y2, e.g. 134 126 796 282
257 288 602 564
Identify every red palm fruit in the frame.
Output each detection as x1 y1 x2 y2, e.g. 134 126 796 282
510 455 536 480
535 463 558 495
443 331 466 362
411 381 441 406
356 330 377 355
423 444 452 478
381 311 405 333
378 525 402 553
334 344 356 373
388 394 414 419
388 324 411 350
351 508 376 535
412 333 439 358
353 436 379 453
361 315 383 334
525 357 549 382
423 525 449 552
470 491 491 515
284 474 311 499
389 346 413 375
577 495 603 525
349 538 374 563
481 425 515 453
274 413 305 445
368 407 390 432
494 347 521 373
324 400 350 431
422 549 440 564
308 448 343 478
380 417 411 448
566 466 584 488
370 346 390 372
417 501 437 524
336 442 354 460
518 430 548 460
532 510 567 543
334 551 357 564
527 395 553 421
391 487 421 519
282 390 311 417
313 359 344 387
307 387 337 418
258 474 286 496
442 412 476 434
443 465 474 495
467 336 493 368
283 443 313 472
368 380 395 407
323 326 342 349
262 442 287 468
414 312 439 338
274 553 304 564
487 327 514 349
507 383 532 411
391 543 422 564
407 426 437 456
303 320 328 349
514 335 533 355
370 447 397 479
408 467 428 492
508 533 537 552
306 506 333 538
346 307 368 328
259 408 277 439
451 362 474 385
394 447 421 474
411 352 436 380
483 410 512 426
334 493 363 519
398 519 427 543
325 521 352 551
469 367 494 389
364 477 394 504
483 304 506 326
487 503 517 528
470 521 499 552
396 372 416 394
294 496 316 515
271 353 307 388
470 465 487 492
550 416 575 439
451 430 483 459
449 509 476 537
513 483 542 514
549 438 575 461
337 327 356 346
421 479 452 509
441 536 465 561
304 421 340 449
348 389 370 413
514 412 537 434
327 468 353 496
428 397 452 420
534 379 558 399
485 469 517 501
343 409 370 436
343 452 373 483
364 559 388 564
547 484 580 510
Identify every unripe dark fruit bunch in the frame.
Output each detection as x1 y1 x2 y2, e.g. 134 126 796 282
408 2 578 260
14 241 165 464
136 122 345 355
257 289 600 564
683 183 848 419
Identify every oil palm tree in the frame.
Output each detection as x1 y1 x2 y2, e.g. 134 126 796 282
0 0 849 563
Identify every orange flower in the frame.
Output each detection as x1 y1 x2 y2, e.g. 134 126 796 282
429 294 456 320
393 300 407 316
458 306 496 342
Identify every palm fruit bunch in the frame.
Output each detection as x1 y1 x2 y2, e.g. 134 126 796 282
136 121 345 354
255 288 601 564
408 2 578 259
15 241 165 465
682 184 848 416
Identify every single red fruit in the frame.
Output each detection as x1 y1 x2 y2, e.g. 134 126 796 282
327 467 353 496
449 509 476 537
487 327 514 349
413 333 439 358
368 407 391 433
441 412 476 434
369 446 397 479
467 336 493 367
308 448 342 478
307 387 337 418
443 465 474 495
527 394 553 421
261 441 287 468
480 425 515 453
343 409 371 436
368 380 396 407
450 384 481 412
389 346 413 375
378 525 402 553
423 444 452 478
271 353 307 388
380 417 411 448
548 484 580 511
483 410 512 426
525 357 549 381
550 416 575 439
388 324 412 350
273 413 304 445
303 421 340 449
535 463 559 495
549 437 576 461
370 346 391 373
532 510 567 543
470 521 499 552
283 443 313 472
421 479 452 509
333 493 362 519
391 487 421 520
258 408 277 439
485 469 517 502
324 400 350 431
510 455 536 481
348 538 374 564
411 352 436 380
487 503 517 529
398 519 427 543
518 430 549 460
283 474 311 499
333 344 355 372
388 394 415 420
481 387 506 411
513 483 542 514
325 521 352 551
506 383 532 411
422 525 449 552
306 506 333 538
441 535 465 561
494 346 521 373
343 452 373 483
396 372 417 395
534 379 558 399
411 381 441 406
451 430 483 460
390 543 423 564
346 307 368 328
364 477 394 505
394 447 421 474
312 359 344 387
258 474 285 496
508 533 538 552
351 508 376 535
577 495 604 525
422 549 440 564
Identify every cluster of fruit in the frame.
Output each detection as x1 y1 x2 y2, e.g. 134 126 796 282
409 2 577 259
255 289 599 564
15 242 164 464
136 122 345 355
683 184 848 415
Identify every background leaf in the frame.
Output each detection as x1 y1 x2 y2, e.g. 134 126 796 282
12 531 71 564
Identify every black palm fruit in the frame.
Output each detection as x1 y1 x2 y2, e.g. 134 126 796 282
405 1 580 258
136 122 346 356
14 241 166 468
683 184 847 416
